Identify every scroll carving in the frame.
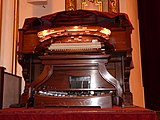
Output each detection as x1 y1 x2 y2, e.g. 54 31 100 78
81 0 103 11
108 0 119 13
65 0 77 11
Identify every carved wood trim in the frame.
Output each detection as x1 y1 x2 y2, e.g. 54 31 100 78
81 0 103 12
108 0 119 13
65 0 120 13
30 65 54 89
65 0 77 11
98 62 122 97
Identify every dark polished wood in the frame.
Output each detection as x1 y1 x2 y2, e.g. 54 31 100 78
31 54 119 108
0 67 5 109
34 94 112 108
18 10 133 108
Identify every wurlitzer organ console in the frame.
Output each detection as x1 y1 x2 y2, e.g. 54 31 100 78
18 10 133 108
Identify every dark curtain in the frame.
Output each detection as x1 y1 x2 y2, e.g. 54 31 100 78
137 0 160 110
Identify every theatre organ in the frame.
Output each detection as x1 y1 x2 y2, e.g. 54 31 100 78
18 10 133 108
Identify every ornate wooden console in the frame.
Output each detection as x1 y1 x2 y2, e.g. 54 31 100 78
18 10 133 108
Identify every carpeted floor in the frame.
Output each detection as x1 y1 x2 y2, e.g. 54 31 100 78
157 111 160 120
0 106 158 120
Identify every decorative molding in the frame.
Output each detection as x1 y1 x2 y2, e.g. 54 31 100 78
108 0 119 13
65 0 77 11
81 0 103 11
65 0 119 13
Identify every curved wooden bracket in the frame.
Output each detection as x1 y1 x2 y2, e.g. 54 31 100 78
98 62 122 97
30 65 54 89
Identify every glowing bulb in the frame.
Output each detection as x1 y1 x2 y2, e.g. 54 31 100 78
73 26 79 29
100 28 111 35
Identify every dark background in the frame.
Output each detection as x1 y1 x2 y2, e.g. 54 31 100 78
137 0 160 110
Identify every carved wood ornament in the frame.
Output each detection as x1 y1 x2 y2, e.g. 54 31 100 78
65 0 77 11
65 0 119 13
108 0 119 13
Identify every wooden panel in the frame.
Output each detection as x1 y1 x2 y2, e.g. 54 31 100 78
23 33 39 52
2 73 21 108
42 67 114 89
34 94 112 108
0 67 21 109
110 29 131 52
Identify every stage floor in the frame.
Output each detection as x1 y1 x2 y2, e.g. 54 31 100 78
0 106 158 120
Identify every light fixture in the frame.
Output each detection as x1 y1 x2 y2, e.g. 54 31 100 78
37 26 111 42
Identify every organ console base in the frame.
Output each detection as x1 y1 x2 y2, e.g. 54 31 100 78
28 54 122 108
